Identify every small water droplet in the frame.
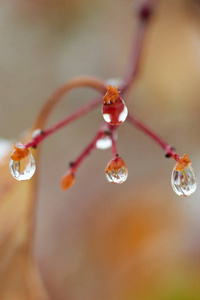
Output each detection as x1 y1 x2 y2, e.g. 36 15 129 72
32 129 42 139
9 149 36 181
171 164 197 196
105 157 128 184
105 78 123 87
96 126 118 150
96 135 112 150
102 98 128 126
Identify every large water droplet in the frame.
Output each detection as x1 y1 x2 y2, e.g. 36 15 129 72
9 150 36 181
105 157 128 184
171 164 197 196
102 98 128 126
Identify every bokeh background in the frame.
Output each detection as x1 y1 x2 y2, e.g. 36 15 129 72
1 0 200 299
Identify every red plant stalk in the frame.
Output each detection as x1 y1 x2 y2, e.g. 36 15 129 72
25 96 102 149
33 76 106 130
25 76 106 148
121 0 158 93
111 133 118 158
127 114 180 161
70 128 105 174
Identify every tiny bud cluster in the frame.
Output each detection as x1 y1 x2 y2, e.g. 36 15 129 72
174 153 191 171
103 85 120 104
11 143 29 162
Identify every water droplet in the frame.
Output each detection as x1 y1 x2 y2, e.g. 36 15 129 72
96 126 118 150
105 78 123 87
171 164 197 196
9 149 36 181
102 98 128 126
105 156 128 184
32 129 42 139
96 135 112 150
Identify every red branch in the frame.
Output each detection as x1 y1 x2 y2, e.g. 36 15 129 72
111 132 118 157
127 114 179 161
121 0 157 93
25 96 102 149
70 127 105 173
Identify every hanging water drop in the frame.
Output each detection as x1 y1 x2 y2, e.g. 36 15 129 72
32 128 43 139
96 126 118 150
9 144 36 181
105 156 128 184
171 164 197 197
96 135 112 149
102 98 128 126
102 85 128 126
105 78 123 87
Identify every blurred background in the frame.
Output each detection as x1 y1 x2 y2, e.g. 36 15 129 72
1 0 200 299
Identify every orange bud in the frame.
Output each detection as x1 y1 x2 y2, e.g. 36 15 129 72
105 156 127 173
61 173 75 191
11 144 29 162
174 153 191 171
103 85 121 104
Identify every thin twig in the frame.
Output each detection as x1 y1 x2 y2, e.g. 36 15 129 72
33 76 106 130
111 133 118 157
127 113 179 161
25 96 102 149
121 0 158 93
24 77 106 148
70 126 105 173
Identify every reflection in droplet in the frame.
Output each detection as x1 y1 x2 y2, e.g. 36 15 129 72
171 164 197 196
96 130 118 150
105 156 128 184
102 98 128 126
9 150 36 181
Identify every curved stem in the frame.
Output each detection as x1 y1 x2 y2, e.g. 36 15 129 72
33 76 107 130
121 0 158 94
25 96 102 149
